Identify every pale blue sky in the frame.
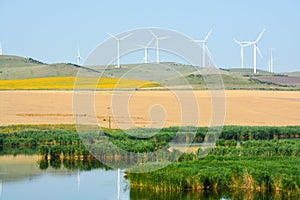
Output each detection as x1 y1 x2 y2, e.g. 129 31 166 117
0 0 299 72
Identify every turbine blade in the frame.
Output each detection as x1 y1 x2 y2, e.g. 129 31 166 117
243 43 252 48
255 29 266 43
193 40 204 43
257 46 263 58
205 45 212 58
204 30 212 42
119 33 132 40
158 36 169 40
150 30 158 39
106 32 117 40
241 41 253 44
234 39 242 46
146 38 154 47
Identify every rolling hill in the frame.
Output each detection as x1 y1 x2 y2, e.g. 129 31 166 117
0 55 100 80
0 55 299 90
283 71 300 77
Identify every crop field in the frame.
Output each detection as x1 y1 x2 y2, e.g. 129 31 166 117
0 90 299 127
0 76 160 90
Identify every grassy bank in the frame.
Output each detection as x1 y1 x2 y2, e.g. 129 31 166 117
127 139 300 197
128 157 300 197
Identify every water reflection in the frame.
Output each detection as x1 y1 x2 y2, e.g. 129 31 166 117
0 155 281 200
0 155 129 200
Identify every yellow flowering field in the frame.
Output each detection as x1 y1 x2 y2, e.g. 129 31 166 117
0 76 161 90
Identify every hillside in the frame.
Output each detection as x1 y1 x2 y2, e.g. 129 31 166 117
252 76 300 87
223 68 274 76
0 55 97 80
283 71 300 77
0 55 299 90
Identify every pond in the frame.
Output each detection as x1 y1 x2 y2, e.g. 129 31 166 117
0 155 129 200
0 155 277 200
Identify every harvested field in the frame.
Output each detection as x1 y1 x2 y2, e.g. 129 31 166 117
0 90 299 127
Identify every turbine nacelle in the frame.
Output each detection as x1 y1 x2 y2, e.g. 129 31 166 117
149 30 169 64
193 30 213 67
137 38 154 64
77 47 82 65
235 29 266 73
107 32 132 68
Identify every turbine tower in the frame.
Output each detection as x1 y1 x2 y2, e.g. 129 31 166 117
243 29 266 74
107 32 132 68
137 39 153 63
268 48 274 73
0 41 2 55
194 30 212 67
137 39 153 64
234 39 251 69
150 31 169 64
77 47 81 65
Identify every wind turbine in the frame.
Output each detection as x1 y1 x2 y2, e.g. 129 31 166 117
243 29 266 74
137 39 153 64
0 41 2 55
107 32 132 68
234 39 251 69
150 31 169 64
77 47 81 65
268 48 274 73
194 30 212 67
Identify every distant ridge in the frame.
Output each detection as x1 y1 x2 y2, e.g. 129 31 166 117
0 55 98 80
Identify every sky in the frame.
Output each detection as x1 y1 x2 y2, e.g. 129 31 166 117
0 0 299 72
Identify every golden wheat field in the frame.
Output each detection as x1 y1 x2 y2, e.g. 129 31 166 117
0 76 160 89
0 90 299 127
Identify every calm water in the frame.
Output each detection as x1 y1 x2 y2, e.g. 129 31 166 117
0 155 130 200
0 155 277 200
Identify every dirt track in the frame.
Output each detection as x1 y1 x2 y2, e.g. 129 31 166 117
0 90 299 127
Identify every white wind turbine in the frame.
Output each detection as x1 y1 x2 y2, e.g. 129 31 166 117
268 48 274 73
77 47 81 65
137 39 153 64
243 29 266 74
234 39 251 69
0 41 2 55
107 32 132 68
150 31 169 64
194 30 212 67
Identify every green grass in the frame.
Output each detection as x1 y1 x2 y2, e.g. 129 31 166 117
1 55 299 90
283 71 300 77
226 68 274 75
0 55 95 80
169 73 295 90
127 140 300 197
